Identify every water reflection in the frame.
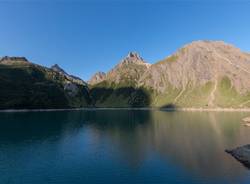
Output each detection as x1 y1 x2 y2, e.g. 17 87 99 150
0 110 250 183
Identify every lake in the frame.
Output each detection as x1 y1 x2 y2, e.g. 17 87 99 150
0 110 250 184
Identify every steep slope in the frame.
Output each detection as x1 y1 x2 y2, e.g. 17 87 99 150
139 41 250 108
90 52 152 107
0 57 91 109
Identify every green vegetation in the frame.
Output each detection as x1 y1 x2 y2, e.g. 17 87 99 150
166 55 178 62
90 77 250 108
151 82 214 108
216 77 250 108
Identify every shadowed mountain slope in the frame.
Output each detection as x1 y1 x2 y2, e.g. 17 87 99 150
0 57 91 109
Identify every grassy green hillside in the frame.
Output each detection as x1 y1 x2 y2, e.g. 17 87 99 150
216 77 250 108
90 77 250 108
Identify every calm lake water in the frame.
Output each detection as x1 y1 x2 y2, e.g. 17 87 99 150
0 110 250 184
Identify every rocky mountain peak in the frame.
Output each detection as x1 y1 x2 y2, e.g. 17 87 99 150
120 52 146 65
0 56 29 64
51 64 68 75
51 64 86 86
127 52 143 60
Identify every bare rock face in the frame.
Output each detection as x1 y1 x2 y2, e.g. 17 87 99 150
140 41 250 93
121 52 145 65
88 72 106 85
226 145 250 169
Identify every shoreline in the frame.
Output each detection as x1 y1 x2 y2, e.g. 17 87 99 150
1 107 250 113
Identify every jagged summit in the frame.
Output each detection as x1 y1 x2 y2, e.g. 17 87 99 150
126 52 143 60
120 52 146 65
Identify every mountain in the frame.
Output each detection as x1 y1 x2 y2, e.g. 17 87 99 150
0 57 91 109
89 41 250 108
89 52 152 107
1 40 249 109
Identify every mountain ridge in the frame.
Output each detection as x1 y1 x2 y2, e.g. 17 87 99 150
90 40 250 108
0 40 250 109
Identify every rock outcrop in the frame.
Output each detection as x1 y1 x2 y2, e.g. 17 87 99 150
226 145 250 169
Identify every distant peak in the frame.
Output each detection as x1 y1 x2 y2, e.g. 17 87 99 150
51 64 61 69
119 51 147 65
51 64 68 75
51 64 63 70
0 56 29 63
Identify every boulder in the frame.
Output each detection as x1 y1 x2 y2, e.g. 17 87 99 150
226 145 250 168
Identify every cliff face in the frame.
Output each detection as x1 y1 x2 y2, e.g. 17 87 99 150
0 57 91 109
90 41 250 108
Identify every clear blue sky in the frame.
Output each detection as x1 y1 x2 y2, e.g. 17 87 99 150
0 1 249 80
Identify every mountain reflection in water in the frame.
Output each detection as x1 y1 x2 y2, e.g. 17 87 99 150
0 110 250 184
